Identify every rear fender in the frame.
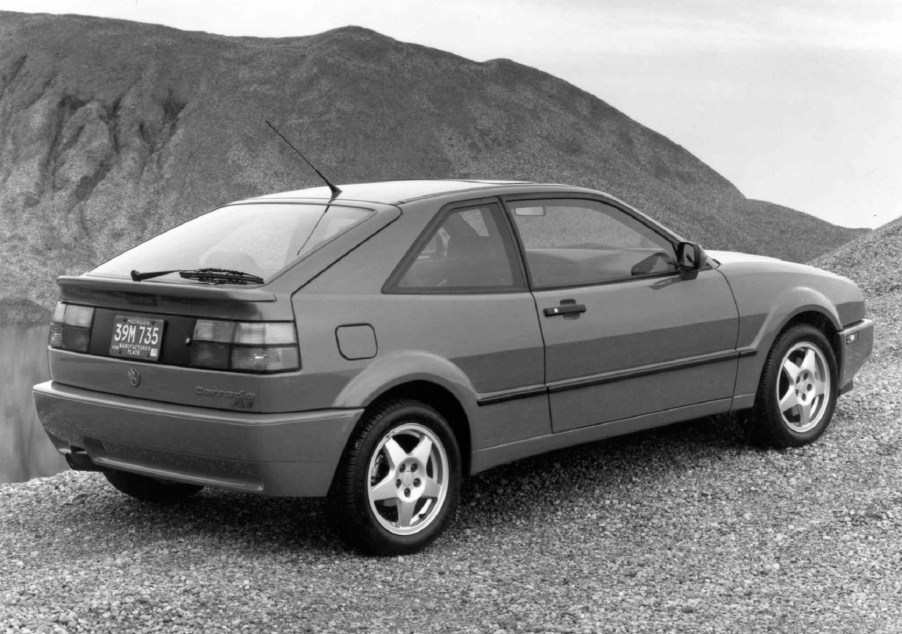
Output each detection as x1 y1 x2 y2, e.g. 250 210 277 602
332 350 479 424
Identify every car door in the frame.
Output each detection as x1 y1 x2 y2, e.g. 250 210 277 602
381 199 551 448
505 196 739 433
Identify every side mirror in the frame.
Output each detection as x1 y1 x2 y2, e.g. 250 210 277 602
676 241 706 279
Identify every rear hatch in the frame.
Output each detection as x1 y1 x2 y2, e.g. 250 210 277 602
47 198 399 413
50 281 290 411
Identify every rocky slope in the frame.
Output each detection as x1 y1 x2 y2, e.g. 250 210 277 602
0 11 867 321
811 214 902 298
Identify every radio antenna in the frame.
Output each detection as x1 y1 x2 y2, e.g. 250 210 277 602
265 120 342 198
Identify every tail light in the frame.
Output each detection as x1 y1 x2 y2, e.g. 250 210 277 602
49 302 95 352
191 319 300 373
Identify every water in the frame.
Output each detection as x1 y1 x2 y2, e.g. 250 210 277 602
0 323 68 484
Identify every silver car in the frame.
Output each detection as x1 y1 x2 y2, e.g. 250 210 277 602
34 180 874 554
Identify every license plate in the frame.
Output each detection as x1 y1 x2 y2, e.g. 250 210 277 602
109 316 165 361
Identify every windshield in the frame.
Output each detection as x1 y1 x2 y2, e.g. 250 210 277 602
91 202 372 282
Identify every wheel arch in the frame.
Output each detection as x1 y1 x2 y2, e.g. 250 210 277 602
746 308 842 406
331 352 478 478
776 310 842 367
758 305 842 385
363 381 472 477
733 293 843 408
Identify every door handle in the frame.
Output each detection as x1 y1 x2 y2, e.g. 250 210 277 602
543 301 587 318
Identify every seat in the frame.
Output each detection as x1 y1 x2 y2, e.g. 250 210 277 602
444 235 513 288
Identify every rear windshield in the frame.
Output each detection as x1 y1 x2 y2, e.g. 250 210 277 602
91 203 372 282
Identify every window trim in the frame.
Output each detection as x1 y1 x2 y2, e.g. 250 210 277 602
383 198 528 295
500 194 683 291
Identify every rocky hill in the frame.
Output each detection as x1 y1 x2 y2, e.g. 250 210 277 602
0 11 867 321
811 215 902 298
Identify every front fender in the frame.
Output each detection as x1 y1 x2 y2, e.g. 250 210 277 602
743 287 841 354
721 261 865 406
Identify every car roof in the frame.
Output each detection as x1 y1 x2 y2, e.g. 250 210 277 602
245 179 590 206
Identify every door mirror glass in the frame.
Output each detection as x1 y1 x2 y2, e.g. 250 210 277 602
676 241 706 272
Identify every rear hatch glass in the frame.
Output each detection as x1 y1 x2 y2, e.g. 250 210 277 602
90 202 372 283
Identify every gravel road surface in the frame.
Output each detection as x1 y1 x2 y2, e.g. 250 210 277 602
2 292 900 634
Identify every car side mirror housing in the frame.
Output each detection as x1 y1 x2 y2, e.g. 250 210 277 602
676 241 706 279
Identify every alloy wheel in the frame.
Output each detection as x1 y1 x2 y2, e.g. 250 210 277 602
776 341 831 433
366 422 449 536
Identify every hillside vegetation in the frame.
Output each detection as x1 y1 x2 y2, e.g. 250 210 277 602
0 12 867 320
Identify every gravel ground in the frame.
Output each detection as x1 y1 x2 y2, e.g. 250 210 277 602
2 292 900 634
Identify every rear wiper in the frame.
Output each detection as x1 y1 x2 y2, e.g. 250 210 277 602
130 268 264 285
131 269 179 282
179 268 264 285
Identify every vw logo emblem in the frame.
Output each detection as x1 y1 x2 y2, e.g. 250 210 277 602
127 367 141 387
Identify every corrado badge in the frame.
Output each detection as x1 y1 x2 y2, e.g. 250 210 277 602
194 386 257 410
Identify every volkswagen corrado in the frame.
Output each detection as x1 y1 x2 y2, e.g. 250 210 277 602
33 180 874 554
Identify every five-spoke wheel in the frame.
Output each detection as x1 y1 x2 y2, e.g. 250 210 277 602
776 341 831 433
327 399 461 555
750 324 838 448
367 422 450 536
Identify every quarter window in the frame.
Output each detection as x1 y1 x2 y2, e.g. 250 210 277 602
508 199 677 288
395 205 520 292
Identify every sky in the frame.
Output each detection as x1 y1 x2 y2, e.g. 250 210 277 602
2 0 900 229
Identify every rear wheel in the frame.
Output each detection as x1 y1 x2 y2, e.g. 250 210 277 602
326 399 461 555
748 324 837 448
104 469 203 503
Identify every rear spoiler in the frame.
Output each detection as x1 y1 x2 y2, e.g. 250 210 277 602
56 275 291 321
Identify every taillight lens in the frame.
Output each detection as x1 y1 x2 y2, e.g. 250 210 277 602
230 346 300 372
234 322 296 345
49 302 95 352
191 319 300 373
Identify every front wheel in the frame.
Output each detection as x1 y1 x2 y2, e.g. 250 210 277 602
749 324 838 448
326 400 461 555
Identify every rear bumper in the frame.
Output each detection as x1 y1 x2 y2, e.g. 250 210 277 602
837 319 874 394
33 381 363 497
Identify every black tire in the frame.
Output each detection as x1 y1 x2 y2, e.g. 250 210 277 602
747 324 838 448
326 399 461 555
104 469 203 503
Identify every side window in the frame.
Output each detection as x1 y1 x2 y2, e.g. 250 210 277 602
395 205 520 292
509 199 677 288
